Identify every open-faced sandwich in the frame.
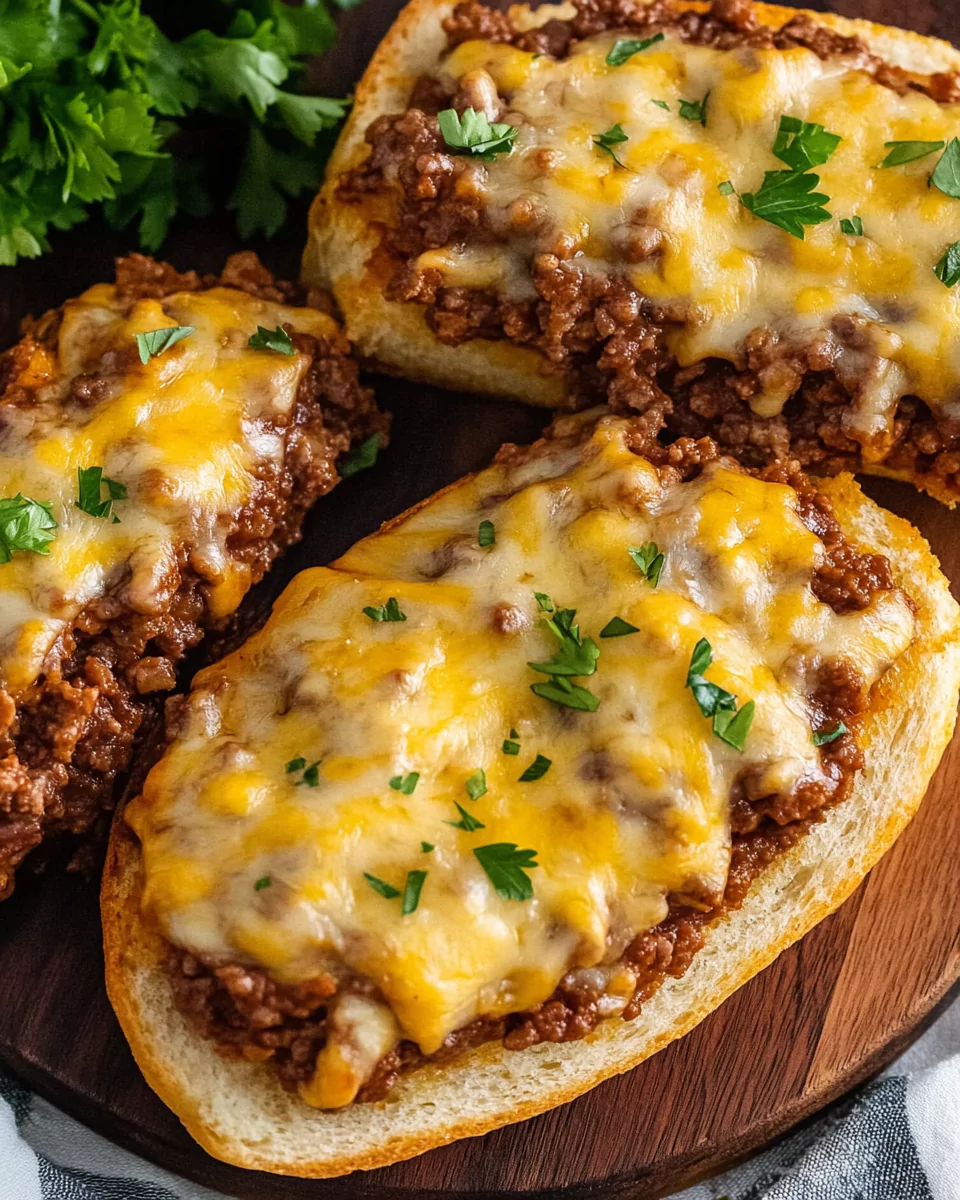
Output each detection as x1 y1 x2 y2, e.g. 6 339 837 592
0 253 386 899
309 0 960 502
103 409 960 1176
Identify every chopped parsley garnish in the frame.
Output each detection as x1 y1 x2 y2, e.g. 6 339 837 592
502 738 521 755
685 638 755 751
76 466 127 522
935 241 960 288
718 180 735 196
678 92 709 126
248 325 294 355
437 107 518 162
739 115 839 239
478 519 495 547
363 597 406 622
0 495 56 563
772 115 841 172
254 876 272 891
600 616 639 638
529 604 600 712
421 841 435 853
135 325 195 364
519 754 551 782
364 873 401 900
465 768 487 800
840 216 864 236
606 32 664 66
389 772 419 795
474 843 539 901
401 869 427 915
878 139 944 168
285 757 320 787
629 542 664 586
447 801 485 831
339 434 382 479
740 170 832 240
534 591 555 612
651 99 670 111
931 137 960 199
593 123 629 168
814 722 848 746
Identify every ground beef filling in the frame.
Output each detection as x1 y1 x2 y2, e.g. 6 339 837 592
166 430 900 1104
0 253 386 898
338 0 960 496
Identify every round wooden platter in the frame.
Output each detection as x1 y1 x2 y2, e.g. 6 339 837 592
3 0 960 1196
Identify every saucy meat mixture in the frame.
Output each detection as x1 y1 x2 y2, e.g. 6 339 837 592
338 0 960 498
166 417 904 1104
0 254 386 897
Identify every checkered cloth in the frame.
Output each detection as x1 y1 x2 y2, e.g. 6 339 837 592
1 997 958 1200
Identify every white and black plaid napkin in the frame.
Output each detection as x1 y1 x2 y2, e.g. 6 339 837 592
1 996 958 1200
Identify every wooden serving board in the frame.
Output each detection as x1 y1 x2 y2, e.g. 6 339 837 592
2 1 960 1196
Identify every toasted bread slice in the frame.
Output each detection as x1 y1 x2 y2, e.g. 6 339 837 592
104 412 960 1177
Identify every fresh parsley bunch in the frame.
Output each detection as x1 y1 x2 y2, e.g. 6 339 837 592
0 0 356 266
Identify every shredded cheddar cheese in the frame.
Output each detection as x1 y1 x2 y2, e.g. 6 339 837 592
128 414 915 1106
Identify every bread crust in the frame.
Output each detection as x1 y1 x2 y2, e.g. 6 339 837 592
102 460 960 1178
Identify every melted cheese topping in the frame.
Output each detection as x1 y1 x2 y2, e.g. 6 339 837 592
128 414 915 1105
0 284 341 697
421 27 960 442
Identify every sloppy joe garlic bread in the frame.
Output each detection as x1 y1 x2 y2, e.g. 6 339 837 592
309 0 960 502
103 411 960 1177
0 254 385 899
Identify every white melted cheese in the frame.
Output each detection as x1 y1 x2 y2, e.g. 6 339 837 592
421 30 960 441
127 414 916 1105
0 284 342 697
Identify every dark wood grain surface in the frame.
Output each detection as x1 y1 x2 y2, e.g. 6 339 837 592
1 1 960 1196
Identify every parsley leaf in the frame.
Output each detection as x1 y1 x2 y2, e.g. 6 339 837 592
931 137 960 199
813 721 848 746
651 99 670 110
285 756 306 773
772 115 841 172
878 139 944 167
421 841 435 852
465 769 487 800
529 603 600 711
534 591 555 612
447 801 485 831
685 638 754 751
629 542 664 586
502 738 521 755
254 876 272 891
285 757 320 786
518 754 551 782
363 597 407 622
718 180 735 196
389 772 419 795
600 616 639 638
678 92 709 126
0 495 56 563
606 33 664 66
339 434 382 479
76 466 127 521
840 216 863 236
401 869 427 915
135 325 195 364
478 519 495 547
248 325 294 355
364 873 401 900
935 241 960 288
593 123 629 168
437 107 518 161
474 843 539 901
740 170 832 239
